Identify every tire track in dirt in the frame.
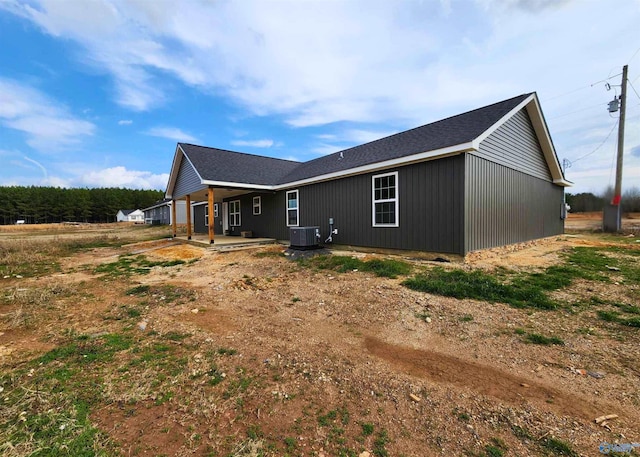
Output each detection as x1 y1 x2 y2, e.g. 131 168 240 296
365 336 603 421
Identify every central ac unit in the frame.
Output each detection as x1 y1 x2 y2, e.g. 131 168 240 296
290 226 320 249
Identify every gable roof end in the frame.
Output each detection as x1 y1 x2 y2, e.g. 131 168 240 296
472 93 570 186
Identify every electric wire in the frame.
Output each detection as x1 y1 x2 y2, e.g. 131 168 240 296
628 79 640 102
545 84 593 102
590 73 622 87
628 46 640 65
548 103 608 120
571 119 619 164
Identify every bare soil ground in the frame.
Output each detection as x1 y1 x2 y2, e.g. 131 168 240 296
1 216 639 457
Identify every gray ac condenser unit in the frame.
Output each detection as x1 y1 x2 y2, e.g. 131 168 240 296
289 226 320 249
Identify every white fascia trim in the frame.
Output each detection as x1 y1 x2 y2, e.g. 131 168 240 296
200 180 275 190
525 98 566 184
165 144 183 200
553 178 573 187
191 201 208 207
275 142 474 190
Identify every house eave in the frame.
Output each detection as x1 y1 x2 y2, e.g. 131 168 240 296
200 180 275 191
553 178 573 187
273 142 476 190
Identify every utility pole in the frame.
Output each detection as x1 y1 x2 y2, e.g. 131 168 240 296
603 65 628 232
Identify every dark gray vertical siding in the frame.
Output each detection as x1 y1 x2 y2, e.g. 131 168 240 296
476 109 551 181
173 158 205 198
465 154 564 252
220 193 282 238
193 205 205 233
215 158 465 252
193 204 223 234
289 156 465 254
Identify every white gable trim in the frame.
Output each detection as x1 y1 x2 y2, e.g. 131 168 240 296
165 144 206 199
472 93 571 187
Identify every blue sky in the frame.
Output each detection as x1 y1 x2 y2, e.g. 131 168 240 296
1 0 639 194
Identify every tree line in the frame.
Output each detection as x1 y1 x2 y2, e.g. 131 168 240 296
0 186 164 224
1 185 638 225
566 186 640 213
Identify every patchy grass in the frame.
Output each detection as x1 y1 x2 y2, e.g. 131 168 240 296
1 284 72 329
0 234 163 279
403 246 640 310
403 268 558 310
299 255 412 278
597 310 640 328
541 437 578 456
522 332 565 346
254 248 285 258
95 254 185 277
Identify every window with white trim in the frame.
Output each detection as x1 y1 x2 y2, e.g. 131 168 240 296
253 196 261 215
205 205 209 226
372 171 398 227
286 190 298 226
214 203 219 218
229 200 241 226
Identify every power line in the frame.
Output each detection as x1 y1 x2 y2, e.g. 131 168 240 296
628 79 640 102
571 119 619 164
548 103 608 120
628 46 640 65
545 84 593 102
590 72 622 87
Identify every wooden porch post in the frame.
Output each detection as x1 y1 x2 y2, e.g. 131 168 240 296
208 187 215 244
171 200 177 238
185 194 192 240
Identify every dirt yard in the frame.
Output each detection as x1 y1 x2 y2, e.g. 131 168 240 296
1 216 639 457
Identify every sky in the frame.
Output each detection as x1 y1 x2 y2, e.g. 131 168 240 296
0 0 639 195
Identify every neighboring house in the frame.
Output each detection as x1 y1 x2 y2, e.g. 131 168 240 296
116 209 144 223
165 93 571 255
142 199 189 225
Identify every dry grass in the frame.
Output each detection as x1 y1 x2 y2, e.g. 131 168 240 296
1 285 70 329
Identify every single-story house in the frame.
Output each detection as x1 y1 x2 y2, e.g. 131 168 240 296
116 209 144 223
142 199 189 225
165 92 571 255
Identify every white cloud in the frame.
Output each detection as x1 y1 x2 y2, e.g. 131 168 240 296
0 78 95 150
145 126 199 143
312 144 344 156
74 166 169 190
230 139 274 148
118 119 133 125
343 129 400 145
23 156 48 179
2 0 639 194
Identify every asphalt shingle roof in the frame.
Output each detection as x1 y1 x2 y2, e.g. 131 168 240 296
180 145 301 186
179 93 532 187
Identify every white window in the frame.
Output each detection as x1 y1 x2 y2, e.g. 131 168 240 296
229 200 241 226
205 205 209 226
214 203 219 218
286 190 299 227
253 196 261 215
372 171 398 227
